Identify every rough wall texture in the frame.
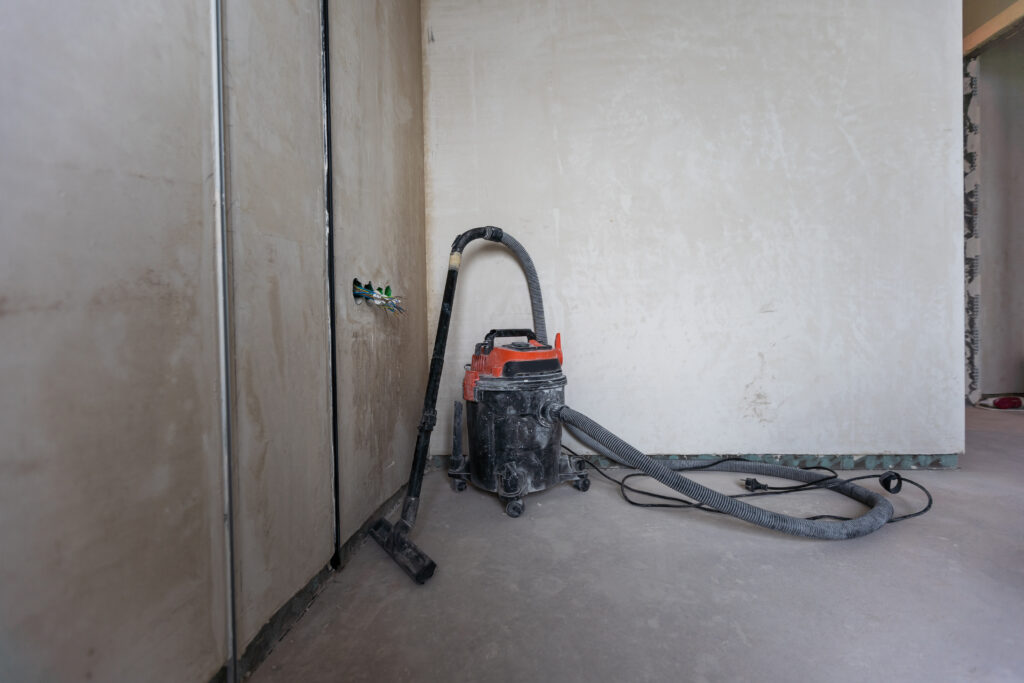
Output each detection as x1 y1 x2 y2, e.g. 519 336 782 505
978 31 1024 393
224 2 334 646
965 57 981 403
423 0 964 456
330 0 428 541
0 4 226 682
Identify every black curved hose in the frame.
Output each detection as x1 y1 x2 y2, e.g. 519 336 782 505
556 405 894 539
451 227 546 343
377 227 547 547
497 232 547 344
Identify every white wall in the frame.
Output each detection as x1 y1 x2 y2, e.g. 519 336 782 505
978 30 1024 394
331 0 428 542
0 3 341 680
0 4 226 681
224 1 334 648
424 0 964 456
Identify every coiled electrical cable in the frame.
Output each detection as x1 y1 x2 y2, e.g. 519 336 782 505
564 445 932 524
556 405 905 539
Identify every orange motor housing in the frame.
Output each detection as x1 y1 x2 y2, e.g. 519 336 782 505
463 329 563 401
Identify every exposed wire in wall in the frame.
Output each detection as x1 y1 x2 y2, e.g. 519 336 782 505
353 278 405 314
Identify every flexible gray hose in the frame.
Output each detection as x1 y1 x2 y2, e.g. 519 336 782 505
556 405 893 539
499 232 547 344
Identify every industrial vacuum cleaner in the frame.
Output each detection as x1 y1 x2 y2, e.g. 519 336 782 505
370 227 931 584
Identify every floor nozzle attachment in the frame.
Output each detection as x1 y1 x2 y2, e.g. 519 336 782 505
369 518 437 585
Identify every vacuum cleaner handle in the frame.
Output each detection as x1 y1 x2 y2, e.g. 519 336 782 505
371 226 550 583
481 328 538 353
370 226 508 583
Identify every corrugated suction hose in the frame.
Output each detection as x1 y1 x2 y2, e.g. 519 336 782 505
555 405 894 539
497 231 547 344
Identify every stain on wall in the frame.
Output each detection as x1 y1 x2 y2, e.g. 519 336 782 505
423 0 964 457
0 4 226 681
330 0 428 542
224 1 334 648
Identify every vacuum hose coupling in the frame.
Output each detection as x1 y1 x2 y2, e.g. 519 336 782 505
541 402 564 424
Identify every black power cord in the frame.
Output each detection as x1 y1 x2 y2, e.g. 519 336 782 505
563 445 932 523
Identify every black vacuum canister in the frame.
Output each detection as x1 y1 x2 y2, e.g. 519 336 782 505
449 328 588 517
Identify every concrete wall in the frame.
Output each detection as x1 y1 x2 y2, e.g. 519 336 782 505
423 0 964 457
330 0 428 541
0 4 226 681
1 2 342 679
224 2 334 647
978 30 1024 394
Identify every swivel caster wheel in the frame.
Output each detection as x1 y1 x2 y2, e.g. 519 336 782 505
452 478 467 492
505 498 524 518
573 476 590 492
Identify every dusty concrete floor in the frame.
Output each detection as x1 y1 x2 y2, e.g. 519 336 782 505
251 408 1024 682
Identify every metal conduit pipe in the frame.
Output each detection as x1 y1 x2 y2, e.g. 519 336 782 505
210 0 238 679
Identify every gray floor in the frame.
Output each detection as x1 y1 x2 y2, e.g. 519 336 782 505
251 408 1024 682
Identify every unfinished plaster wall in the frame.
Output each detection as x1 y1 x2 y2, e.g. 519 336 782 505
978 30 1024 394
224 2 334 647
330 0 428 541
424 0 963 457
0 4 226 682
